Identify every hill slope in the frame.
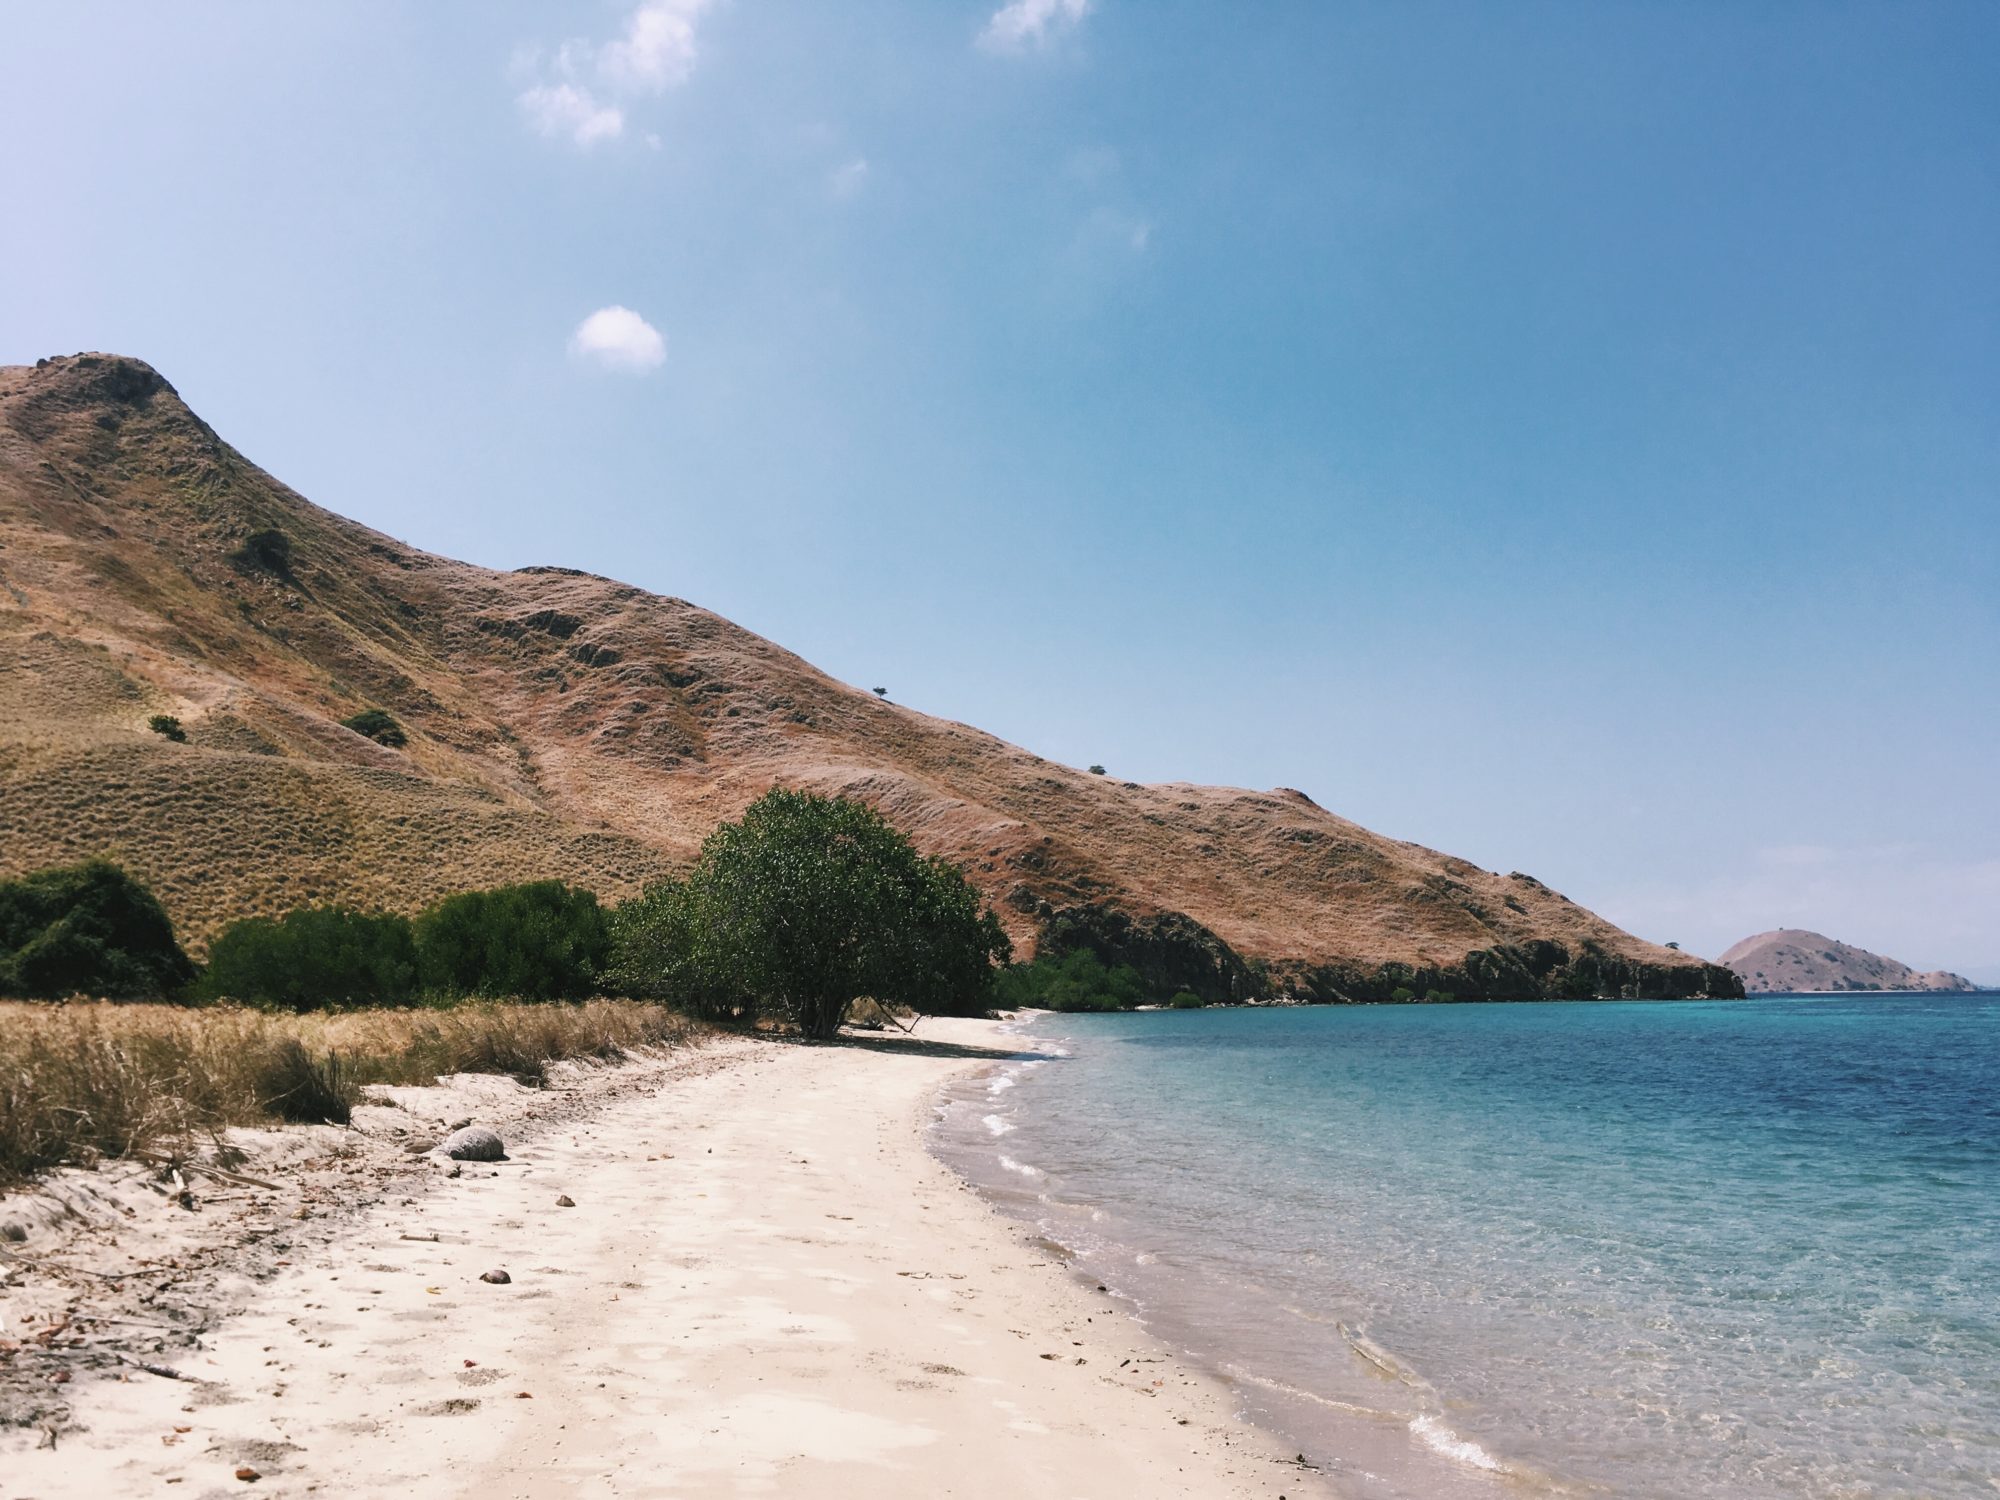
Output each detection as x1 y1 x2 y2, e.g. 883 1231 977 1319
0 353 1737 1001
1720 930 1977 995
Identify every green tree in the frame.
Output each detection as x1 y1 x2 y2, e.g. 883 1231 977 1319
0 860 196 1000
202 906 417 1011
611 790 1011 1039
414 881 608 1000
147 714 186 742
993 948 1150 1012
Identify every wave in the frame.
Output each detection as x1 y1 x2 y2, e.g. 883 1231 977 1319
1409 1415 1510 1474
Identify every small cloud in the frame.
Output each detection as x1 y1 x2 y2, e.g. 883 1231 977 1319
599 0 712 92
516 0 714 149
518 83 624 147
569 306 666 373
827 156 870 200
980 0 1091 54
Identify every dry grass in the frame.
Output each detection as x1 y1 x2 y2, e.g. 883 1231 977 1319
0 999 707 1186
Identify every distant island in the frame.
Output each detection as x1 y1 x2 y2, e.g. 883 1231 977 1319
1720 929 1978 994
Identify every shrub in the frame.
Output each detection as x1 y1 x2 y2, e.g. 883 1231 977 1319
1391 985 1416 1002
416 881 610 1001
231 527 293 576
254 1039 355 1124
1167 989 1205 1009
611 789 1011 1039
341 707 407 747
1088 764 1106 776
147 714 187 742
0 860 196 1000
202 906 417 1011
994 948 1149 1013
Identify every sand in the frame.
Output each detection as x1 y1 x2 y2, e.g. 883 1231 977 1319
1 1018 1332 1497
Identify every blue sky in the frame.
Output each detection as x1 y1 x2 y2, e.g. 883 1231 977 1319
3 2 1996 978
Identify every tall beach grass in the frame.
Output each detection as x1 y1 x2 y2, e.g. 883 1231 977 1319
0 999 706 1186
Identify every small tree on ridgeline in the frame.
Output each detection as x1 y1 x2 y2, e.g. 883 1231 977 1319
0 860 196 1000
415 881 609 1000
611 789 1012 1039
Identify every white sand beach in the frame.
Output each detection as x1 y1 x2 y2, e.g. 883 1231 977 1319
1 1018 1331 1497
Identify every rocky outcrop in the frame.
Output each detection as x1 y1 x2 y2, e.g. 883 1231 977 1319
1036 903 1260 1004
1272 938 1743 1003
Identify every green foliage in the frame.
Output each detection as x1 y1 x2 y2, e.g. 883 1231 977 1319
994 948 1149 1013
1423 988 1455 1003
0 860 196 1000
202 906 417 1011
254 1039 355 1124
340 707 407 747
415 881 609 1002
231 527 293 576
1391 985 1416 1002
610 789 1012 1039
1087 764 1106 775
1167 989 1205 1009
147 714 186 742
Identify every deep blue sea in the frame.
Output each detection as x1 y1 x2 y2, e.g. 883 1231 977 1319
934 996 2000 1499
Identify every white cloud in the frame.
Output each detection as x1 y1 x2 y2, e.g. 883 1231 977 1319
569 306 666 373
600 0 712 91
980 0 1091 54
827 156 870 200
518 83 624 147
516 1 714 148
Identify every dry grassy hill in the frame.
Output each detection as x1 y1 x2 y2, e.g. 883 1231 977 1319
1721 930 1977 995
0 353 1738 1001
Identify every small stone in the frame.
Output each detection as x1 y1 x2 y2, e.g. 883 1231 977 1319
0 1220 26 1243
235 1468 261 1482
446 1163 462 1179
440 1126 505 1162
480 1269 512 1285
450 1117 472 1132
555 1195 575 1208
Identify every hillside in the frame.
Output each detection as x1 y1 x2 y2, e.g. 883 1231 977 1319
1720 930 1978 995
0 353 1738 1001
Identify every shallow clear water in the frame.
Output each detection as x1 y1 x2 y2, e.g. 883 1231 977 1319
933 996 2000 1499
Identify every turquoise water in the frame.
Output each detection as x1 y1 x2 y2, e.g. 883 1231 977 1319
934 996 2000 1499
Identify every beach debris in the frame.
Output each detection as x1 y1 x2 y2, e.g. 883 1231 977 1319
234 1468 260 1482
446 1163 463 1179
116 1353 186 1380
480 1269 512 1285
440 1126 505 1162
450 1118 472 1131
400 1231 439 1242
555 1194 576 1208
516 1391 533 1399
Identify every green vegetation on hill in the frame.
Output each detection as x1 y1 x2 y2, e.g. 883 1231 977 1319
340 707 407 747
0 859 197 1000
611 789 1012 1039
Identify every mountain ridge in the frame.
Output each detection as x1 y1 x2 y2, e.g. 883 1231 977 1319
0 352 1739 1001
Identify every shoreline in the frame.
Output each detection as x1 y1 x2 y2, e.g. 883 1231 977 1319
931 1010 1551 1500
2 1017 1332 1497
